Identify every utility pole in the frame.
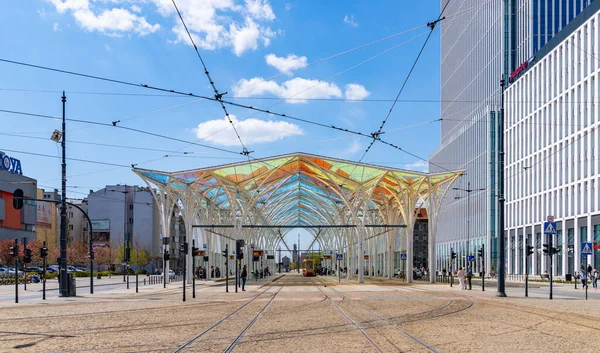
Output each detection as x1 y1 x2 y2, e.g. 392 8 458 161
59 91 68 297
497 76 507 297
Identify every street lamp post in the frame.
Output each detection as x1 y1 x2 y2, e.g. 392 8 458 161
109 187 130 284
453 182 486 275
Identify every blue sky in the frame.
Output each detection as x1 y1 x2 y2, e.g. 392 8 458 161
1 0 449 249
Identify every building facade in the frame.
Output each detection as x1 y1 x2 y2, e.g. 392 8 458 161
88 185 161 264
432 0 595 275
36 188 59 253
506 1 600 277
0 152 36 241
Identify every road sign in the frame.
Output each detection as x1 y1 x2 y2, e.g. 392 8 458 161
582 242 593 255
336 253 343 261
467 255 475 262
400 253 407 260
330 250 333 254
546 215 555 222
543 222 557 235
594 245 600 249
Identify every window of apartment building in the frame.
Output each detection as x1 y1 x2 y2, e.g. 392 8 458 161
129 204 133 210
129 218 133 224
68 212 73 218
68 224 73 230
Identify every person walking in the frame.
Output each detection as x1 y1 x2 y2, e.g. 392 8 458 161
467 265 473 290
241 265 247 291
588 264 593 278
579 265 587 288
457 267 466 290
592 269 598 290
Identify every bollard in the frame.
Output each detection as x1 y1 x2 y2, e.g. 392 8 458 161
136 273 138 293
144 278 146 286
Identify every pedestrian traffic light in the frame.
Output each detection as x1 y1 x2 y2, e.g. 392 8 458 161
222 248 228 258
236 239 245 260
526 245 534 257
9 245 17 257
542 244 549 254
451 250 457 260
477 247 484 258
23 248 32 263
12 189 24 210
180 242 188 255
40 246 48 258
192 246 200 257
88 251 94 260
164 251 170 261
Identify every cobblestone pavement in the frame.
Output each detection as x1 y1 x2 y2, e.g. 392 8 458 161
1 273 599 353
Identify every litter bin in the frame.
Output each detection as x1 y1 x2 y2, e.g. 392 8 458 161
97 274 102 280
565 273 572 282
67 273 76 296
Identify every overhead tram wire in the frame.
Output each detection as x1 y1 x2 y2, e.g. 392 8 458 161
170 0 249 156
362 0 451 159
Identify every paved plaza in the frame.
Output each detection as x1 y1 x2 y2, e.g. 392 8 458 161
1 273 599 353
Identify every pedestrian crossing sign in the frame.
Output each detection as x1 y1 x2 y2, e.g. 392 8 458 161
582 242 593 255
543 222 557 235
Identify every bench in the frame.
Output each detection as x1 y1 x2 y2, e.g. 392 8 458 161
540 274 550 281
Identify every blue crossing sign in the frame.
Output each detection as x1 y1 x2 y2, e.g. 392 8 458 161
582 242 593 255
400 253 407 260
336 253 343 261
543 222 557 235
467 255 475 262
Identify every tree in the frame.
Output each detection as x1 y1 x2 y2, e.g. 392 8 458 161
0 239 23 266
52 241 89 266
131 247 151 269
28 239 44 265
94 246 114 268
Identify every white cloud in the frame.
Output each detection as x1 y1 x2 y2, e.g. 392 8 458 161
157 0 276 56
265 53 307 75
344 83 370 100
47 0 160 36
344 140 362 156
245 0 275 21
105 43 112 51
285 3 292 11
194 115 303 146
130 4 141 13
232 77 342 103
404 160 429 172
344 14 358 27
53 22 60 31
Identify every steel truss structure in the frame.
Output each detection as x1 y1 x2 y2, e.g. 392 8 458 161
133 153 462 283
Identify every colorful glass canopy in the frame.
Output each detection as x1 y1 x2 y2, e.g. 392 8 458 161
133 152 461 230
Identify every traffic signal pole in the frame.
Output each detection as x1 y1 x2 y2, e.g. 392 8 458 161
59 91 68 298
13 238 18 303
225 244 229 293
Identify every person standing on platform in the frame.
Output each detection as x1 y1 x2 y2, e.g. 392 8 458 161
580 265 587 288
241 265 248 291
467 265 473 290
457 267 466 290
592 269 598 290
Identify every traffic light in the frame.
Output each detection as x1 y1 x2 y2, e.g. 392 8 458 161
9 245 17 257
23 248 32 263
124 247 131 262
40 247 48 258
526 245 534 257
192 246 200 257
88 251 94 260
12 188 23 210
222 247 228 258
180 242 189 255
477 247 484 258
236 239 245 260
542 244 549 254
552 247 561 255
164 251 170 261
451 249 457 260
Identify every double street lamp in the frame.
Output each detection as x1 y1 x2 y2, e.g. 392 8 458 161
453 182 486 270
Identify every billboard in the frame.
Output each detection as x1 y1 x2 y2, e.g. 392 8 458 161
91 219 110 231
36 201 53 228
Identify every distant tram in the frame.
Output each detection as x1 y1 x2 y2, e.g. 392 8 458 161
302 259 316 277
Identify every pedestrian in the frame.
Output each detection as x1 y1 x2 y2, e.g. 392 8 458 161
467 265 473 290
579 265 587 288
592 269 598 290
458 267 466 290
241 265 247 291
587 264 593 278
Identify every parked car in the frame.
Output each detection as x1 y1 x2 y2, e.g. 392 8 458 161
169 270 175 279
75 267 87 272
7 268 24 277
0 268 8 278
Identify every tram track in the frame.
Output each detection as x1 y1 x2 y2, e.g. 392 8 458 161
172 273 295 353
